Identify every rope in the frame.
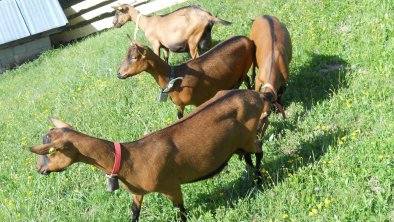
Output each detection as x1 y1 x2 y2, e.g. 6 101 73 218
133 13 142 40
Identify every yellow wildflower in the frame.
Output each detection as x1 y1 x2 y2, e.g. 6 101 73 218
325 197 331 206
345 99 352 108
309 208 318 216
317 203 323 209
7 200 14 207
282 214 289 219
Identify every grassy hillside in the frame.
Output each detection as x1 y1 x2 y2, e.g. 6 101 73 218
0 0 393 221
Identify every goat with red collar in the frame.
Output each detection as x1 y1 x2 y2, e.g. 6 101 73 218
29 89 274 222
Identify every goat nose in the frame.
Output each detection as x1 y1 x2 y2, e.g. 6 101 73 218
37 165 50 175
117 72 126 79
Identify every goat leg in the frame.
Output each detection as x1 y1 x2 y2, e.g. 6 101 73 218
188 42 199 59
163 48 169 64
174 204 187 222
177 105 184 119
166 187 187 221
244 154 254 168
254 152 263 185
153 43 161 58
131 195 144 222
245 75 252 90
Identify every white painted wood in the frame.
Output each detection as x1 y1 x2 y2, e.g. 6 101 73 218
67 0 149 26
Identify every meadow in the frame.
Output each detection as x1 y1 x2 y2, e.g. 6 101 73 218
0 0 393 221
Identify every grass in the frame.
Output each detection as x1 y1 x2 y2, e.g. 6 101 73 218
0 0 393 221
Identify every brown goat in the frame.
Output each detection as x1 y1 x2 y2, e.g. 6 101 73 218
244 16 292 168
250 15 292 118
117 36 254 118
29 90 273 221
112 4 231 63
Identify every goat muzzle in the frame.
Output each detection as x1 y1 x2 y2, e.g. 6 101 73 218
117 71 128 79
37 155 51 175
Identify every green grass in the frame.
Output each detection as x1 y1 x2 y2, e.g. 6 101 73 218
1 0 393 221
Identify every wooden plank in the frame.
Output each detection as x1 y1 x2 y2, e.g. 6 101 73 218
67 0 148 27
52 17 114 44
52 0 187 44
64 0 112 17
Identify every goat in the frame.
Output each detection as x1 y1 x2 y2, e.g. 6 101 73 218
117 36 254 119
250 15 292 118
244 16 292 169
112 4 231 63
29 90 274 222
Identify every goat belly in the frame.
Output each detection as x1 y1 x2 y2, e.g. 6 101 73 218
187 159 230 183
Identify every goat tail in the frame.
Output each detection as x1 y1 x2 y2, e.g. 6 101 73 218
211 16 232 25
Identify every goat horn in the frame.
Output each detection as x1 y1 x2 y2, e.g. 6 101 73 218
126 34 132 41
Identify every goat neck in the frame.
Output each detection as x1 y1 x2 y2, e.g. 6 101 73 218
70 132 120 175
127 5 149 31
146 52 173 89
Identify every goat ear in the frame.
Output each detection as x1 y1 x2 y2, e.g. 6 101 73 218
127 34 133 42
133 42 147 57
113 5 126 11
49 117 73 129
140 47 147 58
29 143 54 155
29 137 65 155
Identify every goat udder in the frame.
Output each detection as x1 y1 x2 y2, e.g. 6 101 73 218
168 44 189 53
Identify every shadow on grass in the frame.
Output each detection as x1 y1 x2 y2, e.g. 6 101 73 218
283 53 350 110
188 128 347 214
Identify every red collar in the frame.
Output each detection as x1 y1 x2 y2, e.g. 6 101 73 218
109 142 121 176
274 101 286 118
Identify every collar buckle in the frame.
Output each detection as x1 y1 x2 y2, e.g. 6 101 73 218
157 66 183 102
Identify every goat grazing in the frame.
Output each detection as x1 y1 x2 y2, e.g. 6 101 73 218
29 90 273 221
243 16 292 168
112 4 231 62
117 36 254 118
250 15 292 119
